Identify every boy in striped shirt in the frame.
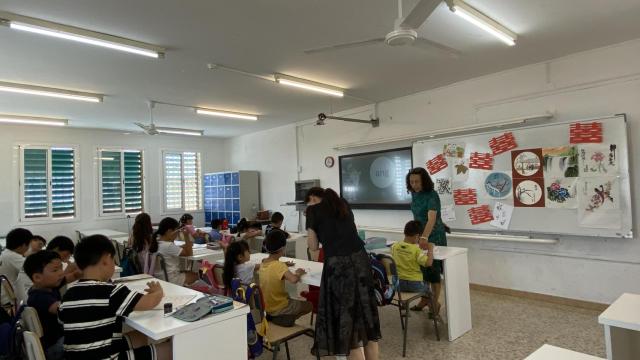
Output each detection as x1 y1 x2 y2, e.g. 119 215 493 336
59 235 171 360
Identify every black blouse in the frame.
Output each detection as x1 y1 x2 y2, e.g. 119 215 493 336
305 200 364 258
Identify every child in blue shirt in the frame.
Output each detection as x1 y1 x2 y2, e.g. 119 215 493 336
209 219 223 241
24 250 66 360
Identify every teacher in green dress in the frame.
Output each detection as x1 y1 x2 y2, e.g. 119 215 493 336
406 167 447 317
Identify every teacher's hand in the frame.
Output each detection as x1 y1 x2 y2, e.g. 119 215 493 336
419 237 429 250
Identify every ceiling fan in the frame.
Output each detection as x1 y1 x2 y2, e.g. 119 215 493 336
134 101 204 136
134 101 160 135
304 0 460 57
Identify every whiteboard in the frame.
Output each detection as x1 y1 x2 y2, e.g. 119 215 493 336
412 115 633 239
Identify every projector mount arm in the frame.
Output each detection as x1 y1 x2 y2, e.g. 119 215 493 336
317 113 380 127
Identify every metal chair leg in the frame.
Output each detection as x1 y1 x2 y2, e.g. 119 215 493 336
402 301 409 357
272 344 279 360
398 304 405 330
285 342 291 360
430 294 441 341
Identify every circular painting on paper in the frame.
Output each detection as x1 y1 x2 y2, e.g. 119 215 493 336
515 180 543 205
484 172 512 199
513 151 542 177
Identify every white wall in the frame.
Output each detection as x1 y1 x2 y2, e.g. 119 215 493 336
0 126 226 240
226 38 640 304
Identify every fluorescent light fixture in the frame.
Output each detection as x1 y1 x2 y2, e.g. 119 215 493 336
449 0 517 46
0 81 103 103
0 11 164 58
274 74 344 97
334 113 553 150
196 108 258 121
155 127 203 136
0 114 68 127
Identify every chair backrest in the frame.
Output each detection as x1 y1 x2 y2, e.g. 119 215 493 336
379 256 404 301
0 275 17 317
212 264 226 290
110 239 121 265
20 307 42 337
23 330 45 360
155 254 169 281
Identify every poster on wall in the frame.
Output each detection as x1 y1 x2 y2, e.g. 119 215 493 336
435 177 453 196
577 176 621 229
483 172 512 199
511 148 544 179
489 132 518 155
467 205 494 225
441 204 457 222
578 144 619 177
570 122 603 144
453 188 477 205
513 178 545 207
544 177 578 209
542 146 579 178
469 152 494 170
426 153 448 175
443 143 465 158
490 202 514 230
450 157 470 183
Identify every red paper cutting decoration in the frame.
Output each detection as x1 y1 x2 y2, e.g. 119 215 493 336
469 152 494 170
570 122 603 144
489 132 518 155
426 154 448 175
453 188 477 205
467 205 494 225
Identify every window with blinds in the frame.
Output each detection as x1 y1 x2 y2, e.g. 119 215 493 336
20 146 77 221
163 151 202 211
98 149 144 216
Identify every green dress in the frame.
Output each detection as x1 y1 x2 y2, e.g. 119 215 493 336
411 190 447 247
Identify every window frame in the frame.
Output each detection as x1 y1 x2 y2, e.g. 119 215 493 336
161 149 203 214
17 143 80 224
96 147 146 218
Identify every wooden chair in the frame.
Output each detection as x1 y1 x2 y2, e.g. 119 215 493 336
0 274 18 317
379 256 440 357
20 307 43 337
23 331 46 360
247 285 316 360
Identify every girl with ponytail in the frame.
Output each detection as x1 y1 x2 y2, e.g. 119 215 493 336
155 217 199 286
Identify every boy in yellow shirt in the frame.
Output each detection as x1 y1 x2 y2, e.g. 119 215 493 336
391 220 434 311
258 230 312 327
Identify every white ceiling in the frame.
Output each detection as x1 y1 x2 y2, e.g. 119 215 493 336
1 0 640 138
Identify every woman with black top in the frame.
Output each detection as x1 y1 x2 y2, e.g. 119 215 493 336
305 187 381 360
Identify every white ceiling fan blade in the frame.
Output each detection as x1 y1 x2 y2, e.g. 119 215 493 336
400 0 441 29
412 37 461 57
304 38 385 54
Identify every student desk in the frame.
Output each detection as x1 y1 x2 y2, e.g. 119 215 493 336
372 244 472 341
123 276 249 359
76 228 128 240
174 241 225 262
598 293 640 360
216 253 323 287
525 344 605 360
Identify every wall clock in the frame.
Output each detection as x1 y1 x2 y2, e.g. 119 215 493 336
324 156 335 168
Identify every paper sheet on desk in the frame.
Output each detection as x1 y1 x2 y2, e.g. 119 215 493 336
125 283 197 310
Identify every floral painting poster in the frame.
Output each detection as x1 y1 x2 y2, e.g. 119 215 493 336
577 176 621 229
443 143 465 158
578 144 619 177
542 146 579 178
544 177 578 209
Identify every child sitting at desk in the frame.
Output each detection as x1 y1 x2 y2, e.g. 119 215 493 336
222 240 259 289
155 217 200 286
258 230 312 327
25 235 46 256
24 250 66 360
391 220 435 312
180 213 206 244
58 235 171 360
208 219 223 242
0 228 34 304
263 212 290 253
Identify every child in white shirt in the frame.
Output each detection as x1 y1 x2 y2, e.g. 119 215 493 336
154 217 199 286
223 240 259 289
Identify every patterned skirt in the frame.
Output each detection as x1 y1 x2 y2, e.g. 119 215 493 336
313 248 382 356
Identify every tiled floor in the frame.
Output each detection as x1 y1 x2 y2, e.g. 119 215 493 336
258 289 606 359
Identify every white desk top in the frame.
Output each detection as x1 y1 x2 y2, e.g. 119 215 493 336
216 253 323 287
598 293 640 331
372 243 468 260
184 248 225 261
524 344 604 360
78 229 129 238
123 277 249 340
